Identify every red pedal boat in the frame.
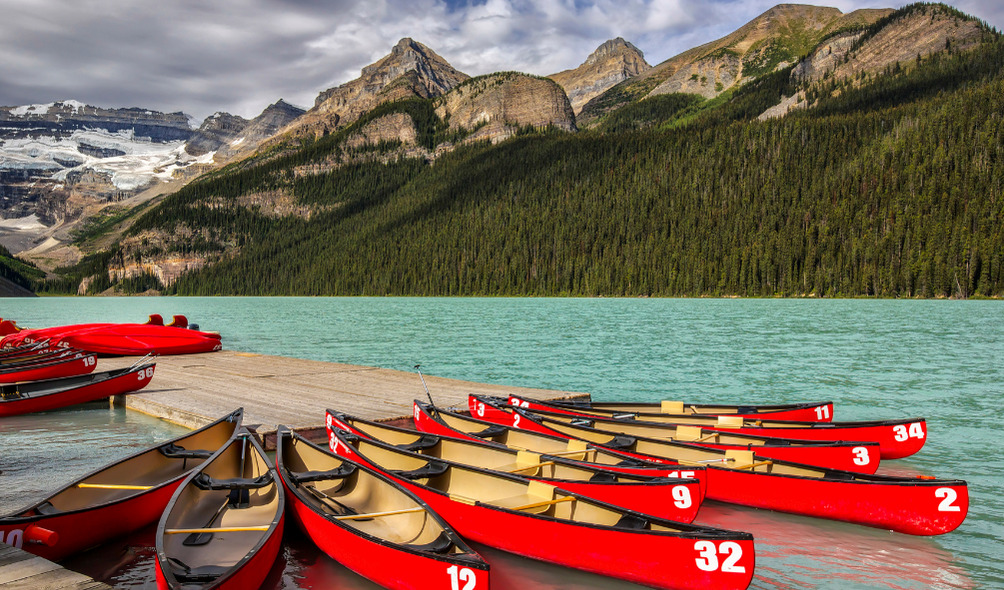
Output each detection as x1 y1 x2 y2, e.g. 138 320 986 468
329 428 756 590
411 401 709 493
484 394 925 460
277 427 490 590
156 427 284 590
526 395 835 422
473 400 967 535
3 316 222 356
0 349 97 383
326 409 704 523
470 396 881 474
0 409 242 561
0 359 155 417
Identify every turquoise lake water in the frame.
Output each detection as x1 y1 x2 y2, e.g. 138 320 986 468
1 297 1002 589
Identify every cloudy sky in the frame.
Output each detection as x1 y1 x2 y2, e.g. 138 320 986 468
2 0 1001 121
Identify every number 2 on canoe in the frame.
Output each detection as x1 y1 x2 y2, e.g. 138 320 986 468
694 541 745 573
893 422 925 442
446 565 477 590
936 488 961 512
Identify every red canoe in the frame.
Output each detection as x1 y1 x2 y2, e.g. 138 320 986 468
326 409 704 523
329 428 756 590
479 403 968 535
277 427 490 590
411 401 709 493
481 395 925 460
511 394 835 422
0 409 242 561
4 316 221 356
0 350 98 383
0 360 156 417
156 427 284 590
470 396 881 474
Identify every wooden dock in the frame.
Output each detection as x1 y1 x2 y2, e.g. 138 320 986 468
0 544 110 590
105 350 586 445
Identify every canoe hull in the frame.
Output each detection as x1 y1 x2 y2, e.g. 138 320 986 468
510 394 835 422
332 439 755 590
0 363 155 417
0 353 98 384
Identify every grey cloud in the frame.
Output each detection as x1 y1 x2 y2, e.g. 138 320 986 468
1 0 1000 120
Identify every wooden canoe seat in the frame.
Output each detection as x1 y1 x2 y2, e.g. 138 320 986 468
674 425 704 442
661 401 684 414
716 416 745 429
489 480 559 514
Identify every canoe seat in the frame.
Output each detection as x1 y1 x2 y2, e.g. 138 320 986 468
289 464 357 484
614 514 649 529
192 472 273 491
158 443 213 460
588 470 618 483
603 435 637 450
399 435 440 452
166 557 228 584
823 471 856 481
35 502 59 515
472 424 507 439
392 460 449 481
404 531 455 554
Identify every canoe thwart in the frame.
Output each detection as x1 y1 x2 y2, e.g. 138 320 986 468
332 506 428 521
289 463 357 484
77 483 154 490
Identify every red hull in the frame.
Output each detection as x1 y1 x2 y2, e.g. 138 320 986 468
0 363 155 417
327 410 703 524
471 398 881 474
481 408 968 535
510 394 835 422
0 353 97 383
0 481 180 561
409 402 709 497
481 395 926 460
331 434 755 590
6 321 222 356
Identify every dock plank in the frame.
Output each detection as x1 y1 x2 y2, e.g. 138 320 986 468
106 350 586 439
0 544 111 590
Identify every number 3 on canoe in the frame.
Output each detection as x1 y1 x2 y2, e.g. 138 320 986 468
694 540 746 573
446 564 478 590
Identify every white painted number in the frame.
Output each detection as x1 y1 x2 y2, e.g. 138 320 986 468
326 414 333 428
414 405 421 422
814 405 830 420
667 470 696 480
2 529 23 548
475 402 485 417
83 356 96 367
935 488 961 512
852 447 870 466
328 432 337 453
672 485 692 509
447 565 477 590
512 413 521 428
509 398 529 408
136 367 154 380
893 422 925 442
694 540 745 573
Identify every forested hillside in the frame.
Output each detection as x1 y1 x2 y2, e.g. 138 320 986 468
42 4 1004 298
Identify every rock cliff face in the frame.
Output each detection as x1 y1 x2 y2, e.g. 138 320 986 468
549 38 651 113
579 5 893 125
435 73 576 144
283 38 469 140
761 5 988 119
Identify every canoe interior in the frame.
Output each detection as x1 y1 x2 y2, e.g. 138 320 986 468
11 415 237 517
0 364 139 401
284 435 463 551
350 436 700 536
161 434 280 574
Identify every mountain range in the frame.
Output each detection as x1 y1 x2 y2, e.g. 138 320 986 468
1 2 1001 298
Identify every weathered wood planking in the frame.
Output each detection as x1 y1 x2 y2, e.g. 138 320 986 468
105 350 586 441
0 543 110 589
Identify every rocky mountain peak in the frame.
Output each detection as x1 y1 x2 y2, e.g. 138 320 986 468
549 37 651 114
585 37 644 66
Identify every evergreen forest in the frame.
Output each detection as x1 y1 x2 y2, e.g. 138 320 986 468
38 9 1004 298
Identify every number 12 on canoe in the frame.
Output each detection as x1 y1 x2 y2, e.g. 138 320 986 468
446 565 480 590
